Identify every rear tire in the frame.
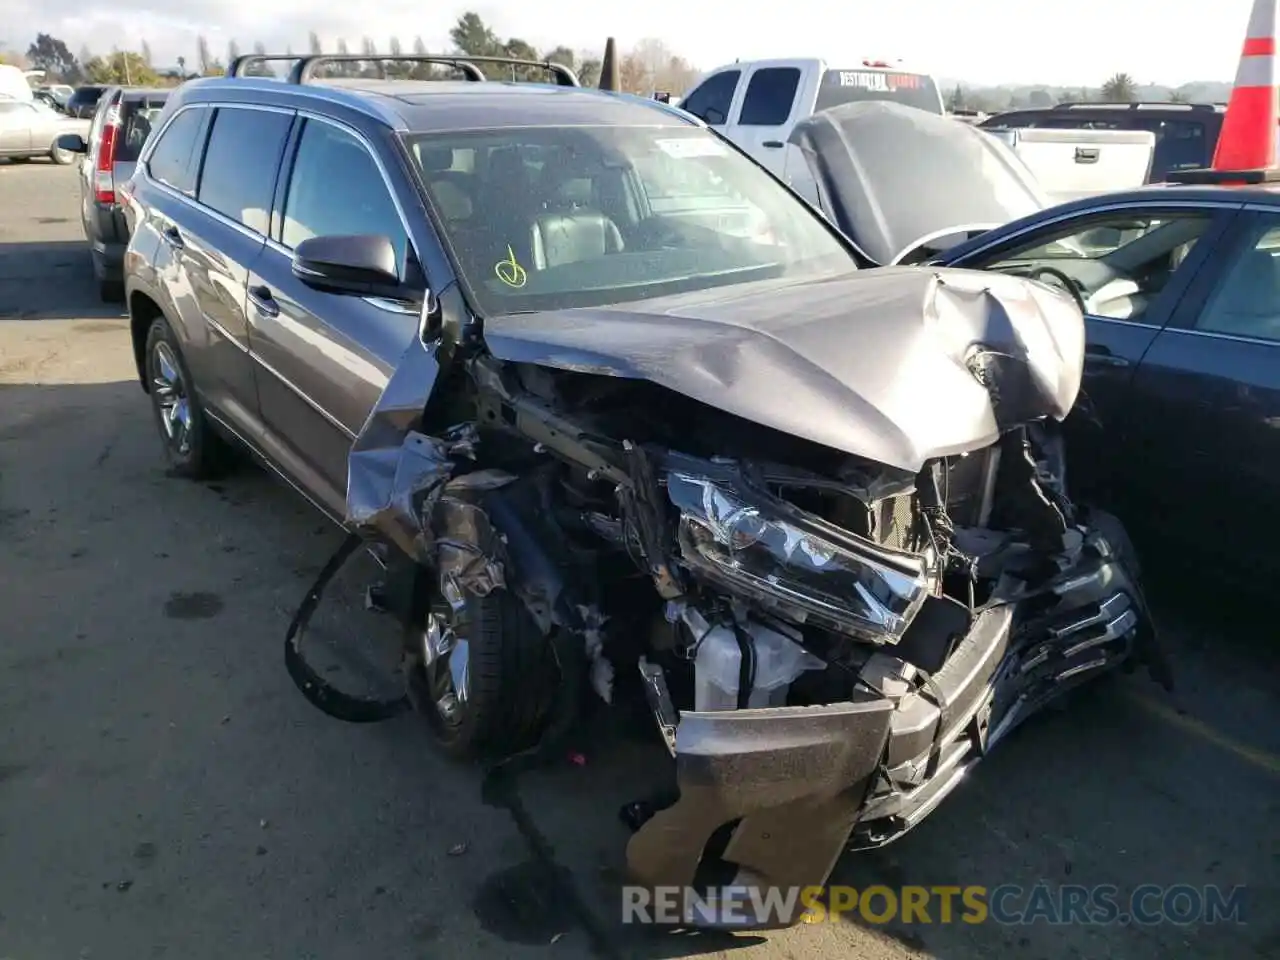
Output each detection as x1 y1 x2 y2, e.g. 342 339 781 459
143 315 231 480
408 585 557 760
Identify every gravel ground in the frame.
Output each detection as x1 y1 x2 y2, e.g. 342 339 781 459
1 159 1277 960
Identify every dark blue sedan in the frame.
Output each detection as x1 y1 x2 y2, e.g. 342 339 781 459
787 102 1279 578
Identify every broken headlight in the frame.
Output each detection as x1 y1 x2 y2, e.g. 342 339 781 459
667 474 931 643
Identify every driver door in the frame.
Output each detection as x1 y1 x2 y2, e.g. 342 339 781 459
942 202 1243 500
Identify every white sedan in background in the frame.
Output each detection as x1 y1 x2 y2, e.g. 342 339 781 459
0 98 90 164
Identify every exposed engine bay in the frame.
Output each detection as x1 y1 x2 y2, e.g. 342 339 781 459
284 268 1170 930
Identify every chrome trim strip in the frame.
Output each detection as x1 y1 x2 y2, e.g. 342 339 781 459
204 407 347 527
203 313 249 352
247 348 358 441
946 198 1246 265
1159 325 1280 348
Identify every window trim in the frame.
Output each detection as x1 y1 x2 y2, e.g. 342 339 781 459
737 66 801 127
948 202 1243 329
681 70 740 126
193 104 297 237
267 112 413 263
142 103 211 197
1176 206 1280 345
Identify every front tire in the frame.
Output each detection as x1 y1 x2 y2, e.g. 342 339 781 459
407 584 557 760
143 316 230 479
49 144 74 165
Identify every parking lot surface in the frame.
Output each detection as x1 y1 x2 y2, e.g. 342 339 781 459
1 159 1277 960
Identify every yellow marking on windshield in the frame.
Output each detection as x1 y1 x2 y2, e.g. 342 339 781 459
494 244 527 288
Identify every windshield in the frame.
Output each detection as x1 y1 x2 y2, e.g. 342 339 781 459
405 124 855 315
815 69 944 115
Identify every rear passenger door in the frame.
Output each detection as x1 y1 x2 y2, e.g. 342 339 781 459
726 65 804 177
179 104 295 434
246 115 422 519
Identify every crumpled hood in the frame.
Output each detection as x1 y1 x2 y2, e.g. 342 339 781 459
482 267 1085 473
787 101 1051 266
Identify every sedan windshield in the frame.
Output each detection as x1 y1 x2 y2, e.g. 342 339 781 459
405 124 856 314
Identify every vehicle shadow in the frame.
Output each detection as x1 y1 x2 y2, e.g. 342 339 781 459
0 240 124 321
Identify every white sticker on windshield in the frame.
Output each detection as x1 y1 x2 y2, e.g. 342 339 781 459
655 137 728 158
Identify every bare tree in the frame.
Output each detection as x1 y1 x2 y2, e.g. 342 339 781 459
140 39 153 66
196 35 212 74
308 31 323 55
226 39 241 69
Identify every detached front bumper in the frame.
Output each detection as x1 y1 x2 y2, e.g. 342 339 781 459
626 520 1154 929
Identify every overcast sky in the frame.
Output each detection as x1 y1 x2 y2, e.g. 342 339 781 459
0 0 1257 87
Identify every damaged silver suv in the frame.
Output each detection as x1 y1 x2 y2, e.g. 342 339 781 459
121 53 1169 927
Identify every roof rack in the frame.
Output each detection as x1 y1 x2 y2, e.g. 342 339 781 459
1052 101 1220 112
1166 167 1280 185
227 53 486 82
226 53 580 86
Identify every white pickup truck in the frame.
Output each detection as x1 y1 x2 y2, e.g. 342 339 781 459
677 58 944 182
981 125 1156 203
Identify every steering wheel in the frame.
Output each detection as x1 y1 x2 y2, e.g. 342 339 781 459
1028 266 1088 313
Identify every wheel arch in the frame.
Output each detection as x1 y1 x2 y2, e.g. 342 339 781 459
128 290 165 392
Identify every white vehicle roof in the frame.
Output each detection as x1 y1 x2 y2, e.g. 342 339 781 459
0 64 35 101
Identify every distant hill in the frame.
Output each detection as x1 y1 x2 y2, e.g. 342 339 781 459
938 79 1233 112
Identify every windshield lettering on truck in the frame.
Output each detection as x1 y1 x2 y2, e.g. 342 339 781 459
817 69 944 115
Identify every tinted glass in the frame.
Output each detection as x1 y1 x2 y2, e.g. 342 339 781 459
281 120 407 273
979 212 1212 324
408 124 854 316
197 107 292 234
147 108 206 194
815 69 944 114
739 67 800 126
1196 217 1280 342
680 71 739 126
117 97 169 162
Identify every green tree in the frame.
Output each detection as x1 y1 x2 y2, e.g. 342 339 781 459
947 83 967 111
449 12 507 77
1101 72 1137 102
84 50 159 85
27 33 80 81
1169 89 1190 103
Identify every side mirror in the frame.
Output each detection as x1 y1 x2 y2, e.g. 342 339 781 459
292 234 415 301
56 132 88 154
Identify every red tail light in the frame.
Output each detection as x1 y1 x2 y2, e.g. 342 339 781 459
94 107 120 204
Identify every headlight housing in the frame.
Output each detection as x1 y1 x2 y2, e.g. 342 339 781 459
667 473 932 643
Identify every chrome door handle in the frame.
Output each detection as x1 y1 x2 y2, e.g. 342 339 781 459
247 285 279 318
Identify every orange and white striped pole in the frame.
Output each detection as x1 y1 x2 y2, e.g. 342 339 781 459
1212 0 1280 171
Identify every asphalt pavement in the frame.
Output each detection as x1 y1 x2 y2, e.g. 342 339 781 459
1 158 1277 960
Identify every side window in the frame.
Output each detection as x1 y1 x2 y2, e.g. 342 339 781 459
197 107 293 234
146 108 207 195
281 120 408 276
738 68 801 126
977 211 1214 323
1194 218 1280 343
680 71 740 126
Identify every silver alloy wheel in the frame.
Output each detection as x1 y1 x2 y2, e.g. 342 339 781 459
420 607 471 725
152 341 193 456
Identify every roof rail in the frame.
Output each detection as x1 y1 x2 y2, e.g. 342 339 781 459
288 55 486 83
1051 101 1219 112
227 54 302 78
288 54 579 86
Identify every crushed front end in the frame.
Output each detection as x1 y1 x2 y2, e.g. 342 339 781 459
299 268 1168 932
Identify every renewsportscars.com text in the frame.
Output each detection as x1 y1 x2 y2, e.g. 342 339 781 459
622 883 1248 927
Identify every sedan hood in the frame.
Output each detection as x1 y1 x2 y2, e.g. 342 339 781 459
787 102 1051 266
482 268 1084 473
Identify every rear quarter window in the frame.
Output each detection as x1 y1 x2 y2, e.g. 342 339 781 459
117 100 169 162
146 107 207 195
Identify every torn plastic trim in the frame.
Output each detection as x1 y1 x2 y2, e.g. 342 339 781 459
283 532 411 723
625 699 894 926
